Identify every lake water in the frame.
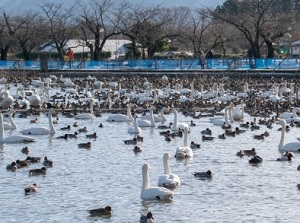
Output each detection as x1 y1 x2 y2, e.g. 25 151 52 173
0 85 300 223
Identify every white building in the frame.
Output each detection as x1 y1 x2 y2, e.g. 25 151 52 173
39 39 131 59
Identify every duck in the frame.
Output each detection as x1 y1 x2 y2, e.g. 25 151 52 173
98 123 103 128
16 159 30 168
277 152 293 161
253 134 264 140
60 125 71 131
21 146 30 154
66 132 78 138
240 122 250 128
190 120 196 126
6 161 17 171
78 127 88 133
29 167 47 175
235 127 246 134
158 153 180 188
249 155 263 164
53 117 59 124
202 135 214 141
57 134 68 139
165 135 173 141
190 141 200 149
218 133 226 139
136 135 144 142
26 156 41 163
140 163 174 200
193 170 212 178
297 184 300 189
24 183 39 194
85 132 97 138
236 148 257 157
73 122 79 127
124 138 137 145
158 122 172 129
88 206 112 216
78 142 91 148
201 128 212 135
133 145 143 154
43 156 53 167
30 118 38 123
140 212 157 223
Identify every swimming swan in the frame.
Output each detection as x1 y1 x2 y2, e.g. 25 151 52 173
171 109 189 131
0 113 35 143
278 119 300 152
175 127 193 158
158 153 180 188
141 163 174 200
3 110 17 130
128 116 142 134
21 109 56 135
106 103 135 122
75 99 96 119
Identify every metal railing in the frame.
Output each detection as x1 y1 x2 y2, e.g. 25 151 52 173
1 58 300 71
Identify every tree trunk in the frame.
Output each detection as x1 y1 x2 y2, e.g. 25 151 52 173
0 47 9 60
265 40 274 58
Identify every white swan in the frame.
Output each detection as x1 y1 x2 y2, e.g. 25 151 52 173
231 101 245 121
158 153 181 188
137 106 155 127
106 103 134 122
278 119 300 152
75 99 95 119
140 107 163 122
279 107 300 120
171 109 189 131
128 116 141 134
141 163 174 200
0 92 14 108
20 109 56 135
0 113 35 143
211 106 230 126
4 110 17 130
175 127 193 158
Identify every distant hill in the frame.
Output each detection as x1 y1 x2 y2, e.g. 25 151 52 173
0 0 225 13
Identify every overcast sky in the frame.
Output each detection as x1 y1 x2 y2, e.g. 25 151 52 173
0 0 225 13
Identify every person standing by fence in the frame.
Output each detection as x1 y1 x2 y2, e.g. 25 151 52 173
205 49 213 69
198 50 206 69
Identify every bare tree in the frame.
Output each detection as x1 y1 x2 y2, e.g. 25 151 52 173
213 0 295 58
4 10 47 60
0 13 14 60
78 0 129 60
40 2 79 61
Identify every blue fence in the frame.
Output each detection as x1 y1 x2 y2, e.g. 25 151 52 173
2 58 300 70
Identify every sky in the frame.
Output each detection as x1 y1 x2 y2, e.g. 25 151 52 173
0 0 226 13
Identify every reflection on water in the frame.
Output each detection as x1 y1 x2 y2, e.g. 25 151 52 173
0 109 299 222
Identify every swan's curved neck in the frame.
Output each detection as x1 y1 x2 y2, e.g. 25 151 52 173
228 107 234 123
183 128 188 147
48 110 56 134
9 112 17 129
160 108 166 123
173 110 178 127
150 108 155 127
163 157 171 175
90 100 95 117
279 122 285 149
127 104 133 120
142 168 150 191
133 117 138 130
0 114 4 141
224 107 229 125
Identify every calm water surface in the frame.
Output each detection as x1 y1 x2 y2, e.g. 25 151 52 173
1 92 300 222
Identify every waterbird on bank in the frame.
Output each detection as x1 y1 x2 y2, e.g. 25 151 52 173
193 170 212 178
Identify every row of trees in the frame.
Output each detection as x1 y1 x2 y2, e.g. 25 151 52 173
0 0 300 61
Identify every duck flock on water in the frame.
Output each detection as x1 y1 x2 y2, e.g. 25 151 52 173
3 73 300 220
